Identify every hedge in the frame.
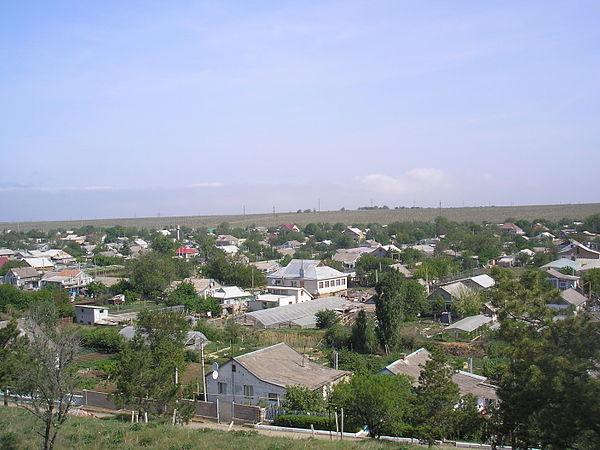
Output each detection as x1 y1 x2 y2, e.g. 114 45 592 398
273 414 361 432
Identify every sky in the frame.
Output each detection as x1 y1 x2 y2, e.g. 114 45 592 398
1 1 599 222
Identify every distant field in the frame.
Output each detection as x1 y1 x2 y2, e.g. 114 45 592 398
2 203 600 232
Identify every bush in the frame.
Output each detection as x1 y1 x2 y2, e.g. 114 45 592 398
274 414 362 432
274 414 334 431
80 328 124 352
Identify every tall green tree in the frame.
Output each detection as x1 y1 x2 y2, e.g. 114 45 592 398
409 350 460 444
129 252 177 298
492 271 600 449
0 320 27 405
113 310 193 421
374 271 404 353
351 310 376 353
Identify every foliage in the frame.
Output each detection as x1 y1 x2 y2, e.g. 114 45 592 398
165 281 220 316
86 281 108 298
13 302 81 450
451 289 484 318
373 271 425 352
449 394 489 442
202 252 266 288
129 252 178 298
80 327 124 353
151 234 179 254
324 324 351 348
282 385 326 413
0 259 28 276
491 271 600 449
113 310 193 421
330 373 413 438
582 268 600 296
413 257 460 280
315 309 340 329
408 350 460 444
350 310 377 353
0 320 27 403
274 414 337 431
0 284 75 317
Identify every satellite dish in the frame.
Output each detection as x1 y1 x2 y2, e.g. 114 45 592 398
211 362 219 379
212 371 218 380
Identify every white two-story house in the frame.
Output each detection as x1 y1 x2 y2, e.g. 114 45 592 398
266 259 348 298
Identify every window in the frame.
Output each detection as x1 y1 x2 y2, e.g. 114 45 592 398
243 385 254 398
342 278 346 285
325 281 330 287
267 393 279 402
218 382 227 394
319 282 323 288
232 364 236 372
336 279 341 286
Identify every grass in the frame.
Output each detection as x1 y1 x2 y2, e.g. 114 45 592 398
4 203 600 232
0 407 427 449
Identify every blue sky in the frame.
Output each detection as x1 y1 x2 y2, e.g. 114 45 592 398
1 1 599 221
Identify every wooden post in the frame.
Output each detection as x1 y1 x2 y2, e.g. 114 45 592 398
216 398 220 423
334 410 339 440
340 408 344 440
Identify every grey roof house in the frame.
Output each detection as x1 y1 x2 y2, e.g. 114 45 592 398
205 342 349 405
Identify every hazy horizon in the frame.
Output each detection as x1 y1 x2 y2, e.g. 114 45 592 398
2 1 599 222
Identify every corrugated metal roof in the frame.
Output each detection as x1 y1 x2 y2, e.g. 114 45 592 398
241 296 354 328
446 315 493 333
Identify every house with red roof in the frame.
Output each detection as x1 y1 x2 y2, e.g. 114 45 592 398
279 224 300 233
175 246 199 260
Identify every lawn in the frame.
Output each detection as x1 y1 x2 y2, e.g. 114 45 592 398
0 407 427 449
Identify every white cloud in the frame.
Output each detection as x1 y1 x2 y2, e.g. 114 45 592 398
359 168 454 194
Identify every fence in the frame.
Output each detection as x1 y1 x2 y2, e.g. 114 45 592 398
81 390 263 424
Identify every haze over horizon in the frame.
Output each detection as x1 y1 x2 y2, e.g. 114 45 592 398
2 1 599 222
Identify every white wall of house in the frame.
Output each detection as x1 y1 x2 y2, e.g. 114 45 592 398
268 277 347 297
205 360 285 405
76 306 108 325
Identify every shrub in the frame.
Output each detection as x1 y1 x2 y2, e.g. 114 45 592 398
274 414 362 432
80 328 123 352
274 414 335 431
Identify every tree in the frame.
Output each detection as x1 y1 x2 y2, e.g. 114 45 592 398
0 320 27 406
331 373 413 438
582 268 600 296
491 273 600 449
282 385 326 413
374 271 404 353
409 350 460 444
151 234 178 254
315 309 339 329
351 310 376 353
13 302 80 450
452 289 483 318
129 252 177 298
0 259 28 276
113 310 193 421
450 394 488 442
86 281 107 299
